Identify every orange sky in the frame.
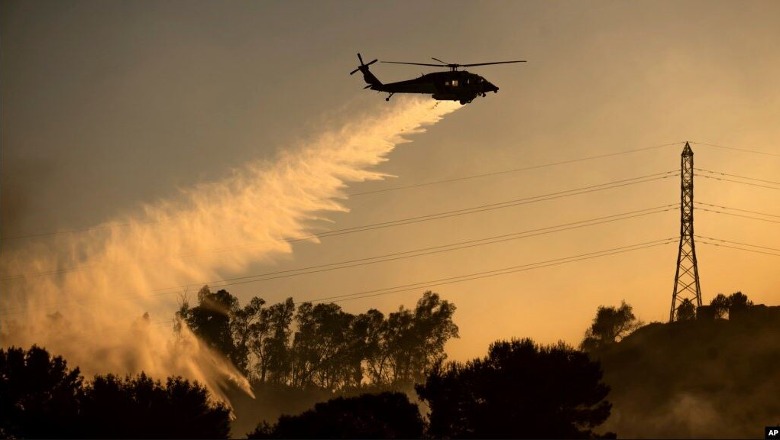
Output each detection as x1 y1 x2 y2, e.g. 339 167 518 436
2 0 779 366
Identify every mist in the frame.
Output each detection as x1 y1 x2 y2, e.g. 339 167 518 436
597 317 780 438
0 98 461 402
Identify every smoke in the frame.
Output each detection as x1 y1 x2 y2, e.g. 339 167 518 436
0 98 461 403
598 318 780 438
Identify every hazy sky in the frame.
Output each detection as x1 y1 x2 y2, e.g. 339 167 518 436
2 0 779 363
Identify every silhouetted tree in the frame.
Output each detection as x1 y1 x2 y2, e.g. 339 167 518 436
247 392 424 439
1 346 231 438
383 305 416 384
177 289 458 392
710 293 730 318
383 291 459 386
231 296 266 375
416 338 614 439
177 286 239 363
186 292 296 383
259 298 296 384
709 292 754 320
291 302 355 389
358 309 388 384
581 301 641 352
0 346 83 438
80 373 231 438
677 298 696 321
344 309 382 387
728 291 753 310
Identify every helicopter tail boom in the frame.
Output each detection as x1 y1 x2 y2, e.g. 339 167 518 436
350 53 383 89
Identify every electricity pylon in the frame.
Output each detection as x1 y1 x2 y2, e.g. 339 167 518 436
670 142 702 321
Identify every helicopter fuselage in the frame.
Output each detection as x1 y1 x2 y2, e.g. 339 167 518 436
369 71 499 105
350 53 515 105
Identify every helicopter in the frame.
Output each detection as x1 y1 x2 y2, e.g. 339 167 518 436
350 53 525 105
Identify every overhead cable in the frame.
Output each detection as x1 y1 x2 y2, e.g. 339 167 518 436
158 204 676 294
696 236 780 258
0 205 675 316
302 238 678 304
696 202 780 219
690 141 780 158
1 171 677 282
349 141 684 197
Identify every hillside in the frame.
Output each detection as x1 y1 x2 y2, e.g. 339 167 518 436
595 307 780 438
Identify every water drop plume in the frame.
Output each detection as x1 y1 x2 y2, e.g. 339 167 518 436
0 98 461 403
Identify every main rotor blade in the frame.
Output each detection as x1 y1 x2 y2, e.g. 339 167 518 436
460 60 527 67
381 61 444 67
431 57 449 65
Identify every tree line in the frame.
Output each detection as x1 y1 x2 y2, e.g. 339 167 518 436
0 346 231 439
175 287 459 390
3 288 769 438
2 289 623 439
2 338 616 439
247 337 615 438
579 291 759 353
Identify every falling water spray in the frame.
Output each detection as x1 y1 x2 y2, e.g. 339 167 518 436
0 98 461 402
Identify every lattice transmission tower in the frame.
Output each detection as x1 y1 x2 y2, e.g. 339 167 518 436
670 142 702 321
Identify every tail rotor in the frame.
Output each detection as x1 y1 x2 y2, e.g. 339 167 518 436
350 53 378 75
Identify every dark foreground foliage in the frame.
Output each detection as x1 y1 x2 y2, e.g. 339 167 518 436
0 346 230 439
0 346 83 438
247 392 424 439
80 373 230 438
416 338 615 439
250 338 615 439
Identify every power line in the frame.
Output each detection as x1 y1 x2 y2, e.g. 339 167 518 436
696 174 780 191
694 168 780 187
1 141 772 243
1 170 677 282
690 141 780 158
695 235 780 254
157 204 676 293
0 205 675 316
0 142 684 243
696 202 780 219
695 168 780 190
10 233 775 317
14 237 779 321
295 170 676 242
696 237 780 258
303 238 678 304
695 206 780 224
348 141 685 196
